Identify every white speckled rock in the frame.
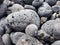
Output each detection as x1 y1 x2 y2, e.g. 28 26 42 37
6 9 40 31
16 35 43 45
51 40 60 45
10 32 25 44
3 0 14 6
8 4 24 13
2 33 11 45
25 24 38 37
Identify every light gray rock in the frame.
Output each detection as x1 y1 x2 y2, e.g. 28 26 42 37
16 35 43 45
51 40 60 45
41 20 55 35
52 5 60 13
56 1 60 6
25 24 38 37
3 0 14 6
8 4 24 13
0 0 4 4
6 9 40 31
10 32 25 44
23 0 34 5
2 33 11 45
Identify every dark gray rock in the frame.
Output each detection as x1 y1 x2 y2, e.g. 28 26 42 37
8 4 24 13
52 5 60 13
32 0 44 7
0 3 7 18
0 0 4 4
0 27 4 36
45 0 57 6
38 2 52 17
23 0 34 5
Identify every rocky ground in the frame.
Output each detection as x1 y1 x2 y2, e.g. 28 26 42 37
0 0 60 45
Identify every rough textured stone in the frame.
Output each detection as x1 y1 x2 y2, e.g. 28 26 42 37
45 0 57 6
16 35 43 45
25 24 38 37
2 33 11 45
10 32 25 44
8 4 24 13
6 9 40 31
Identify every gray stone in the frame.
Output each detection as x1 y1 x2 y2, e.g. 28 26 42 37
0 3 7 18
38 2 52 17
24 5 36 11
32 0 44 7
8 4 24 13
2 33 11 45
10 32 25 44
16 35 43 45
51 40 60 45
6 9 40 31
52 5 60 13
25 24 38 37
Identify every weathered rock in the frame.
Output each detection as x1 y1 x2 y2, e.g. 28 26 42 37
25 24 38 37
2 33 11 45
16 35 43 45
10 32 25 44
6 9 40 31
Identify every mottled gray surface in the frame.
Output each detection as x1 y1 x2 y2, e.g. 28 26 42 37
6 9 40 31
10 32 25 44
25 24 38 37
16 35 43 45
